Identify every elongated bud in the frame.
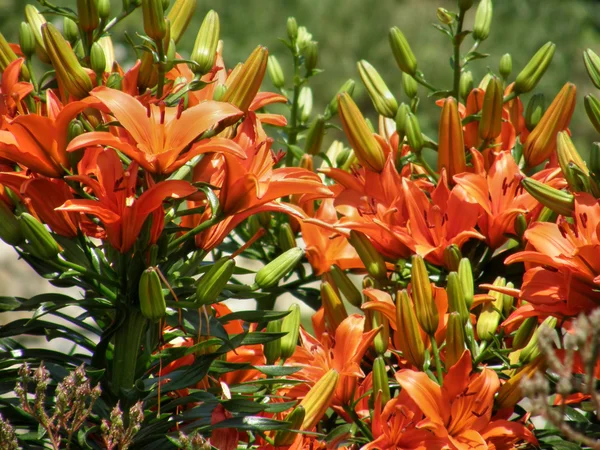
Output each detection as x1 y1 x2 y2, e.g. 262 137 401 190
78 0 100 32
458 0 474 12
274 406 305 446
477 276 506 341
24 5 50 64
0 33 18 72
348 230 387 280
167 0 197 43
195 257 235 306
329 265 362 308
584 49 600 90
513 317 537 350
372 356 391 405
437 8 453 25
395 103 410 142
304 41 318 74
296 26 312 51
298 86 313 122
557 131 596 194
586 94 600 135
321 281 348 332
19 22 36 58
438 97 466 178
190 10 219 76
142 0 167 41
304 115 326 155
521 177 575 216
389 27 417 75
525 94 545 131
443 244 461 272
405 112 425 153
63 17 79 44
459 70 474 103
19 213 60 259
139 267 166 322
514 213 527 240
286 17 298 42
256 247 304 289
0 201 23 246
278 223 296 252
395 289 425 368
42 23 93 99
263 320 282 365
457 258 474 309
499 53 512 79
445 312 465 368
371 310 389 355
223 46 268 111
479 76 503 141
496 358 544 408
401 73 418 100
326 79 355 117
90 42 107 75
514 42 556 94
280 303 301 359
299 369 339 431
267 55 285 88
447 272 469 325
523 82 576 167
519 316 557 364
338 93 386 172
473 0 492 41
358 60 398 118
502 281 515 318
410 255 438 336
98 0 111 20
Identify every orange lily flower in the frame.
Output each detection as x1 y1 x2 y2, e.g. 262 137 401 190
0 58 33 122
56 148 196 252
66 86 245 174
396 350 537 449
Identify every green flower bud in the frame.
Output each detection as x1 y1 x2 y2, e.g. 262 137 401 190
402 72 418 99
190 10 219 75
329 265 362 308
479 76 503 141
405 112 425 153
447 272 469 325
106 72 122 89
139 267 166 322
514 42 555 94
557 131 594 194
0 201 23 246
142 0 167 41
19 213 60 259
263 319 282 365
286 17 298 42
459 70 474 103
371 310 389 355
502 282 515 318
98 0 111 20
77 0 100 32
395 289 425 368
499 53 512 79
411 255 438 336
19 22 36 58
296 26 312 51
514 213 527 240
395 103 411 142
443 244 462 272
267 55 285 89
67 119 85 143
458 0 474 12
513 317 537 350
446 311 466 368
280 303 301 359
278 223 296 252
519 316 557 364
63 17 80 44
389 26 417 75
473 0 492 41
0 32 19 73
162 0 170 10
212 83 227 101
348 230 387 281
304 41 318 74
304 115 326 156
90 42 107 75
24 5 50 64
164 38 176 72
592 143 600 175
583 49 600 90
326 78 355 117
274 406 305 446
321 280 348 332
372 356 391 404
521 177 574 217
167 0 197 44
255 247 304 289
196 257 235 305
358 60 398 118
437 8 453 25
457 258 474 310
477 276 506 341
586 94 600 136
298 86 313 123
525 93 546 132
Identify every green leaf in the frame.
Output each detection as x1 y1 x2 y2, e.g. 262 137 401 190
219 310 290 323
254 365 302 377
239 332 287 346
211 416 288 431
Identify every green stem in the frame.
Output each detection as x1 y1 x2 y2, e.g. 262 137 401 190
343 404 373 440
168 213 223 251
155 40 166 99
56 257 119 287
429 336 444 385
503 91 517 104
414 73 438 92
111 309 148 393
285 53 301 166
452 11 465 99
472 340 490 366
415 151 439 182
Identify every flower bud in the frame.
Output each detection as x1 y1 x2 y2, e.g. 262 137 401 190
523 82 576 167
273 406 305 446
278 223 296 252
521 177 575 217
106 72 122 89
499 53 512 79
90 42 107 75
389 27 417 76
0 33 18 72
77 0 100 33
67 119 86 143
395 102 411 142
263 319 282 365
447 272 469 325
445 311 465 368
437 8 453 25
63 17 79 44
167 0 197 43
338 93 386 172
519 316 557 364
438 97 466 178
525 93 545 132
584 49 600 90
326 79 355 117
443 244 461 272
473 0 492 41
19 22 36 58
372 356 391 405
457 258 474 309
459 70 474 103
405 112 425 153
304 41 318 74
321 281 348 332
190 10 219 76
329 265 362 308
496 358 544 409
479 76 503 141
299 369 339 431
395 289 425 368
25 5 50 64
304 115 326 156
267 55 285 89
410 255 438 336
402 72 418 99
280 303 300 359
370 310 389 355
139 267 166 322
513 317 537 350
358 60 398 118
502 281 515 317
221 45 268 111
348 230 387 281
286 17 298 42
195 257 235 306
458 0 474 12
557 131 595 194
585 94 600 135
142 0 167 41
514 42 555 94
514 213 527 240
255 247 304 289
0 201 23 246
296 26 312 51
98 0 111 20
18 213 60 259
298 86 313 122
477 276 506 341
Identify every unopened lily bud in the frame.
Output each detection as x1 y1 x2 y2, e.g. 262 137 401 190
139 267 166 322
63 17 79 44
446 312 465 368
321 281 348 332
405 112 425 153
443 244 461 272
584 49 600 90
167 0 197 43
525 93 545 131
42 23 93 99
296 26 312 51
371 310 389 355
67 119 86 143
90 42 107 75
459 70 474 103
389 27 417 75
523 82 576 167
447 272 469 325
473 0 492 41
502 282 515 317
499 53 512 79
348 230 387 281
286 17 298 42
592 143 600 175
98 36 115 71
256 247 304 289
212 83 227 101
298 86 313 122
0 33 18 72
395 289 425 368
585 94 600 135
267 55 285 89
0 201 23 246
222 46 268 111
195 257 235 306
19 213 60 259
514 42 556 94
77 0 100 33
19 22 36 58
513 317 537 350
338 93 386 172
358 60 398 118
372 356 391 405
395 103 411 141
458 0 474 12
514 213 527 240
25 5 50 64
305 115 326 155
326 79 355 117
106 72 122 89
519 316 557 364
298 154 313 172
496 358 544 408
557 131 594 194
410 255 438 336
329 265 362 308
437 8 453 25
304 41 318 74
98 0 111 20
278 223 296 251
299 369 339 431
457 258 474 309
263 320 282 365
402 72 418 99
274 406 305 446
438 97 466 178
280 303 301 359
190 10 219 76
142 0 167 41
521 177 575 217
477 276 506 341
479 76 503 141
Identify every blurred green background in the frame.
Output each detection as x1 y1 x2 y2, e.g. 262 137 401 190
1 0 600 154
